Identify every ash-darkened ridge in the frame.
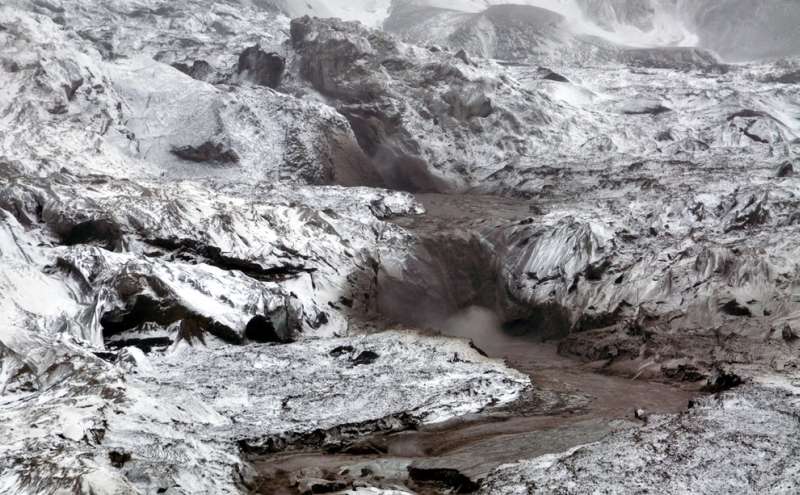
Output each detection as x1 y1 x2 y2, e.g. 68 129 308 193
1 1 800 494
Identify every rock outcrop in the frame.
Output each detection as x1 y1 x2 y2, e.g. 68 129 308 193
235 45 286 88
0 5 528 492
3 0 800 493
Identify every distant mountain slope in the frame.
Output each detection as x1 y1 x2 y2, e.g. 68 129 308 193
270 0 391 27
383 0 800 62
260 0 800 62
688 0 800 61
384 2 715 67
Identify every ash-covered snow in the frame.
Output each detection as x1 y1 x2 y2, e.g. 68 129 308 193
1 330 526 494
3 0 800 493
0 2 526 493
387 0 800 62
480 380 800 494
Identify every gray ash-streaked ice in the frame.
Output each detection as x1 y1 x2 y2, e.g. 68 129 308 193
480 381 800 494
0 2 526 493
1 329 526 494
2 0 800 493
385 0 800 62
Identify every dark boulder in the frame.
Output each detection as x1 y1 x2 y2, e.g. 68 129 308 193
454 49 473 66
172 60 215 82
61 218 123 251
538 67 570 83
329 345 355 357
622 104 672 116
245 306 304 344
298 478 347 494
655 130 674 141
171 142 239 164
776 161 794 178
719 299 752 317
236 46 285 89
108 451 132 468
407 467 479 493
782 323 798 342
703 368 744 393
245 315 282 343
351 350 379 366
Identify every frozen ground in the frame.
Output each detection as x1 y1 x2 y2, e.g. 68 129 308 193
2 0 800 493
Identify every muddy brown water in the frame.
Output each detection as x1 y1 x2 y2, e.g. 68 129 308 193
251 194 701 494
252 334 699 494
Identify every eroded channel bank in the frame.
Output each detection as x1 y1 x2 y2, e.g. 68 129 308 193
250 194 705 494
251 316 700 494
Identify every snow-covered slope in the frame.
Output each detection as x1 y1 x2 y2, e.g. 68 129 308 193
385 0 800 62
383 1 716 66
277 0 392 27
416 0 697 46
2 0 800 493
481 382 800 494
265 0 800 62
687 0 800 61
0 2 530 492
